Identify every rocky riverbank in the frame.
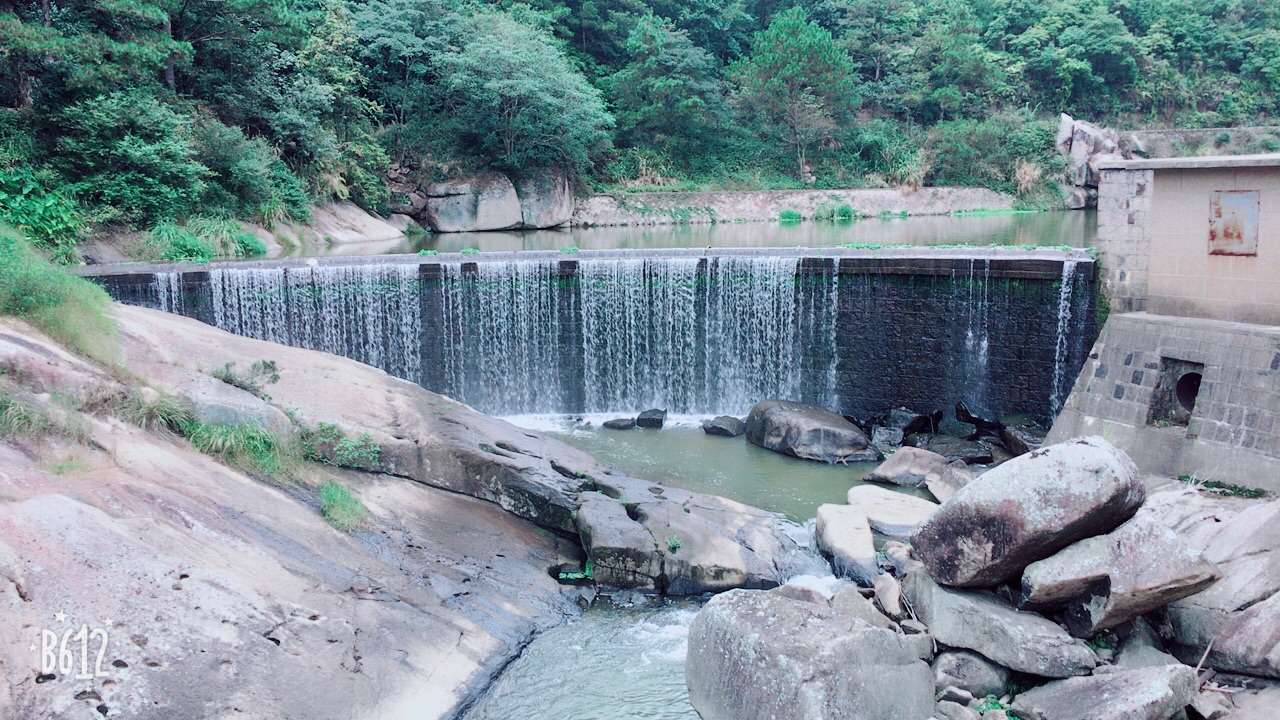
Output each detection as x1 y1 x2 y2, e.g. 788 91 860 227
686 436 1280 720
0 306 809 719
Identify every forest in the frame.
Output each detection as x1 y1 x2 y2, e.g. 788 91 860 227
1 0 1279 258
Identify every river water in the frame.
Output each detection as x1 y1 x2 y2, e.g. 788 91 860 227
275 209 1095 256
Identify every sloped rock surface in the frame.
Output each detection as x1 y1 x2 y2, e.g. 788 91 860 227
424 172 523 232
1009 664 1196 720
1020 510 1219 636
865 446 949 488
912 437 1144 587
933 650 1011 700
815 504 878 584
847 484 939 538
686 589 935 720
904 571 1097 678
514 168 574 228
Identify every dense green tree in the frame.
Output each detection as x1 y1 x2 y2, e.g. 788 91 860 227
729 7 853 178
608 14 725 154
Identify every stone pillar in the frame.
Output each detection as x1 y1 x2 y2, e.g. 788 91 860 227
1094 168 1154 313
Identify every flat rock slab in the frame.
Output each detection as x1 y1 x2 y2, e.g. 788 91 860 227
603 417 636 430
865 447 949 488
912 436 1144 587
686 589 935 720
746 399 882 464
1009 664 1196 720
1020 511 1219 636
816 504 879 584
925 460 974 503
933 650 1011 699
904 571 1097 678
847 485 939 539
702 415 746 437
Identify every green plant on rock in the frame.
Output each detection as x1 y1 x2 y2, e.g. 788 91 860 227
666 535 683 552
460 247 480 255
183 420 290 478
0 391 51 438
1179 475 1264 499
778 209 802 223
114 390 193 433
0 170 82 262
334 433 381 468
210 360 279 400
319 480 367 530
302 423 381 470
150 221 214 263
973 696 1007 714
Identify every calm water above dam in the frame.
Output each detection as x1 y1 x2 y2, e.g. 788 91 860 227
279 209 1096 256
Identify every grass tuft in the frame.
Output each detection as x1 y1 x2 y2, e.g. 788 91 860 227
319 481 366 530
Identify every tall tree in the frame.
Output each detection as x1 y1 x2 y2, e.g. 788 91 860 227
729 7 854 178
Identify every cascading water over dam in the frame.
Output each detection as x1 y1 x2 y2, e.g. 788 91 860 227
90 248 1096 422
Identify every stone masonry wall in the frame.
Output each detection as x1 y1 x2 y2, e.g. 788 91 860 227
1047 312 1280 492
1094 168 1154 314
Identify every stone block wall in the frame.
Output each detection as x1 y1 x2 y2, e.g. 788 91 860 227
1094 168 1154 313
1048 312 1280 492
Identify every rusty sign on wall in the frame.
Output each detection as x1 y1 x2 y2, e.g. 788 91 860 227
1209 189 1260 256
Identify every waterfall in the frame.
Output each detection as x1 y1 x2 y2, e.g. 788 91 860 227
152 272 185 314
1050 260 1077 416
208 264 422 383
956 259 991 414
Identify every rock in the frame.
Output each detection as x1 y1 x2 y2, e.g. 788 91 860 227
831 585 898 630
306 200 405 243
636 409 666 429
603 417 636 430
774 574 845 604
938 418 978 440
936 700 981 720
882 540 914 575
1140 488 1280 678
514 168 574 229
577 478 808 595
881 407 939 436
871 425 905 449
938 686 975 704
1019 511 1219 637
1002 422 1047 457
702 415 745 437
1189 690 1233 720
903 571 1097 678
423 172 523 232
916 434 993 464
1230 687 1280 719
745 399 882 464
865 447 949 488
956 402 1000 433
174 370 297 440
1008 664 1196 720
911 437 1144 588
847 484 939 539
925 460 975 503
873 573 904 618
685 589 936 720
1114 619 1181 669
1057 183 1091 210
816 504 879 584
933 650 1011 700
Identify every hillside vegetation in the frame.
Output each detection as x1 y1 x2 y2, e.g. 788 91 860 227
2 0 1279 255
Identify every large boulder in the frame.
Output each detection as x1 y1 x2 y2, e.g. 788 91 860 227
880 407 939 436
1008 664 1196 720
864 447 949 488
1142 488 1280 678
745 399 882 464
514 168 574 228
904 571 1097 678
576 477 808 595
933 650 1011 700
636 408 666 429
815 504 878 584
911 437 1144 587
686 589 935 720
703 415 746 437
423 172 523 232
1019 511 1219 637
847 485 939 539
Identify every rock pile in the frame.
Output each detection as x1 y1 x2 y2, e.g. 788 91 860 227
686 436 1280 720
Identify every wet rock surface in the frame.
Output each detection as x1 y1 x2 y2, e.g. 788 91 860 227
685 589 935 720
745 399 882 463
702 415 746 437
1009 664 1196 720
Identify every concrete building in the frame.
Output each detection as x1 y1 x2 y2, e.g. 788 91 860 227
1048 155 1280 492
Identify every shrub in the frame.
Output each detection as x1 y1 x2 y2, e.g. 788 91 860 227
0 391 51 437
778 209 802 222
191 117 312 224
0 110 36 169
114 390 193 432
925 112 1060 194
0 169 82 262
149 221 214 263
318 480 367 530
0 226 116 363
185 217 267 258
301 422 380 470
184 421 289 477
54 92 208 224
210 360 279 399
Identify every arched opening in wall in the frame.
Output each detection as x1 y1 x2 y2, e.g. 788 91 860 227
1176 372 1203 413
1147 358 1205 428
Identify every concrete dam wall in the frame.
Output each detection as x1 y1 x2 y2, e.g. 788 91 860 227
82 247 1097 424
